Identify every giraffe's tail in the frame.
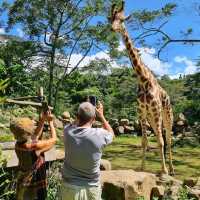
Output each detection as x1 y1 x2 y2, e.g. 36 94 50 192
163 131 167 159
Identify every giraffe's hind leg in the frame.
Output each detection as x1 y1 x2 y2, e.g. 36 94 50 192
139 110 148 171
163 106 174 175
140 118 148 171
149 109 168 175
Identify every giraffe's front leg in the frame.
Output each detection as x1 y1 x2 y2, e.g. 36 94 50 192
163 107 175 176
153 120 168 175
140 116 148 171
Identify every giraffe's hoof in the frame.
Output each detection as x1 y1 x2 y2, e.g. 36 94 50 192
162 168 168 175
169 169 175 176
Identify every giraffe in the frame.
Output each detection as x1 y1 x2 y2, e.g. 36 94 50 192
110 1 174 175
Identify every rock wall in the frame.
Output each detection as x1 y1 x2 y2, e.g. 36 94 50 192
100 170 200 200
100 170 157 200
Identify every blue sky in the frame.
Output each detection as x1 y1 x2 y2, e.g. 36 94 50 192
0 0 200 78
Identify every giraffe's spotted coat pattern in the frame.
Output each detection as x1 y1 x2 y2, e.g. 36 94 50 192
110 1 174 175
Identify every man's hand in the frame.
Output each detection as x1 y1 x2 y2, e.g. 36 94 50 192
95 102 114 136
95 102 104 120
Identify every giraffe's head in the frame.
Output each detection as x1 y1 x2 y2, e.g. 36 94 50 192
110 1 126 33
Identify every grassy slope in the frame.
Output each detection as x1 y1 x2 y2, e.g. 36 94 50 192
103 135 200 180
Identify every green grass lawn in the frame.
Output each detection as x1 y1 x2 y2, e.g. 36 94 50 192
103 135 200 180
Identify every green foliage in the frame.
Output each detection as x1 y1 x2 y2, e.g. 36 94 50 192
177 187 196 200
0 148 15 200
132 3 177 23
0 78 9 103
0 0 199 124
47 162 62 200
0 41 36 97
0 134 14 142
4 0 120 106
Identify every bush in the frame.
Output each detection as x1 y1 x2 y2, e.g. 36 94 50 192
47 162 62 200
0 148 15 200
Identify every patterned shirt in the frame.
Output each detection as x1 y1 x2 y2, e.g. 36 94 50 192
15 140 47 189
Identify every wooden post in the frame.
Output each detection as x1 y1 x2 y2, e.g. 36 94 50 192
39 87 44 100
38 87 44 139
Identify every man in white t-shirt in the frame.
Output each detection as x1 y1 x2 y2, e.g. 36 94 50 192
61 102 114 200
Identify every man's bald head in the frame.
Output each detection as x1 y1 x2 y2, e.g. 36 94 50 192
78 102 96 123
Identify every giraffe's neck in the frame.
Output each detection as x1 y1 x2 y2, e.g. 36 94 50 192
121 26 149 82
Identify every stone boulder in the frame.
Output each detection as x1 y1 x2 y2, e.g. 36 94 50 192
117 126 125 135
110 118 119 126
124 126 135 134
183 131 194 137
112 122 120 136
53 118 63 129
62 111 70 119
183 177 198 187
92 121 102 128
100 159 112 171
100 170 157 200
120 119 129 126
177 113 187 122
174 113 188 134
61 111 71 126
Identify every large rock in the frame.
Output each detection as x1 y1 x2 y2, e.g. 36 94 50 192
0 123 6 129
110 118 119 126
120 119 129 126
124 126 134 134
100 170 157 200
183 177 198 187
188 188 200 199
176 120 185 126
62 111 70 119
151 185 165 199
183 132 194 137
92 121 102 128
156 175 183 200
117 126 125 135
53 118 63 129
100 159 112 171
177 113 187 122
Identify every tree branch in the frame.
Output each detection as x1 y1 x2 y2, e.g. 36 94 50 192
134 20 200 59
44 27 52 47
62 0 84 25
68 40 93 76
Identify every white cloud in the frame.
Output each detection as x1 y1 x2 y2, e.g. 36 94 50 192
117 40 126 51
174 56 197 75
29 43 198 79
55 51 120 74
65 46 171 76
0 28 5 34
169 73 182 79
16 28 24 37
139 47 172 76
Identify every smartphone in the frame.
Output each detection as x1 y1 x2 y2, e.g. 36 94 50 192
89 96 97 106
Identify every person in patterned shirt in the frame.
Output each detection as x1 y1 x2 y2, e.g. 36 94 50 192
10 111 57 200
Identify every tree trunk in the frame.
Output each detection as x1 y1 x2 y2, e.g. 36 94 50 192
48 48 55 106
